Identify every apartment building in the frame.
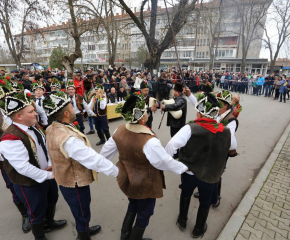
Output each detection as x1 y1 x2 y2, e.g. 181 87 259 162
14 0 270 74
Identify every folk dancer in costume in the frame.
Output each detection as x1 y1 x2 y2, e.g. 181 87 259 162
50 78 62 92
161 82 187 159
66 80 95 134
165 93 231 238
83 79 96 135
182 82 214 107
101 93 188 240
0 78 32 234
192 90 241 207
43 91 118 240
140 81 159 129
91 84 111 146
0 90 67 240
31 81 48 127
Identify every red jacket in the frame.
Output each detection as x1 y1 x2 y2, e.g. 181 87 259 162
74 79 84 96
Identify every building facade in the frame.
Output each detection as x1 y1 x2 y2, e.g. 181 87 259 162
14 0 271 74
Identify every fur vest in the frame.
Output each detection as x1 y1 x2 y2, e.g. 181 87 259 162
91 97 107 117
113 124 165 199
46 122 97 188
179 122 231 184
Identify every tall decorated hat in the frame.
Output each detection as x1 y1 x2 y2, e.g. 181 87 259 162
140 81 149 89
94 83 104 90
195 92 222 119
50 77 62 89
0 91 32 116
200 82 213 93
43 90 71 117
65 80 75 90
216 90 233 105
115 91 146 123
0 76 14 100
12 81 24 92
31 81 45 92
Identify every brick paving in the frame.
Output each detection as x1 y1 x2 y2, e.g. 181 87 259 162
236 136 290 240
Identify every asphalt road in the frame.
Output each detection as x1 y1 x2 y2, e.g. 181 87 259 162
1 88 290 240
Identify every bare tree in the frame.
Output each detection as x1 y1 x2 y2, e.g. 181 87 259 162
75 0 119 65
117 0 198 73
197 0 224 70
46 0 96 79
0 44 15 64
260 0 290 73
0 0 44 68
231 0 271 73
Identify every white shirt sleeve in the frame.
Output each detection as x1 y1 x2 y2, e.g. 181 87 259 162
35 105 48 125
187 93 197 107
63 137 119 177
143 138 188 175
227 121 237 150
1 110 12 126
100 128 119 160
100 136 119 160
100 98 107 110
82 99 95 116
0 140 52 183
165 125 192 157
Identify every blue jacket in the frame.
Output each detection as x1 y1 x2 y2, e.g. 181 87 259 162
257 77 265 86
279 80 288 93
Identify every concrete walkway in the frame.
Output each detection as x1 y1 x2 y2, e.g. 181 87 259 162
218 123 290 240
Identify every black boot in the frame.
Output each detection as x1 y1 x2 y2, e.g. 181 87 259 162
96 132 106 146
31 222 47 240
77 225 101 239
193 192 199 198
15 202 31 233
86 130 95 135
212 179 222 208
176 195 191 231
77 231 91 240
88 225 101 236
104 130 111 141
129 226 152 240
121 212 136 240
43 206 67 233
191 206 209 238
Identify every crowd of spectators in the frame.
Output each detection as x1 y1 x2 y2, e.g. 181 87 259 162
2 64 289 103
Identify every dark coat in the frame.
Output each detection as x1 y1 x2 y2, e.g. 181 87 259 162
22 79 32 91
164 93 187 129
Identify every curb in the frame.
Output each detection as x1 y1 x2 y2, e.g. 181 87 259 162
216 122 290 240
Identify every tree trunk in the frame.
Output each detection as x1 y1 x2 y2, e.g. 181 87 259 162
109 54 115 65
270 60 276 73
241 57 246 74
209 53 214 71
15 57 21 70
61 54 78 80
145 52 161 75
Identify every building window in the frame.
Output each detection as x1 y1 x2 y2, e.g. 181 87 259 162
88 45 95 51
218 38 226 45
183 51 191 58
163 52 171 58
206 51 209 56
